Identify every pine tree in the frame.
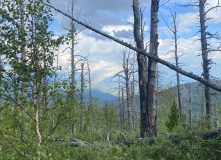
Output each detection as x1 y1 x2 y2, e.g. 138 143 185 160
166 100 179 132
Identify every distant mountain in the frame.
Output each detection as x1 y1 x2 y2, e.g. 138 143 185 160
84 88 118 105
158 81 221 117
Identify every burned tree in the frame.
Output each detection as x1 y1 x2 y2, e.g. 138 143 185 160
147 0 160 137
162 11 183 116
132 0 148 137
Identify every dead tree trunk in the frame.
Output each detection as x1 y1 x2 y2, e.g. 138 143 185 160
147 0 159 137
0 55 1 106
132 0 148 137
156 66 159 112
123 52 131 126
0 0 1 106
118 77 122 129
172 12 182 116
199 0 212 124
201 90 205 122
189 84 192 126
87 61 92 110
122 87 125 124
70 1 76 96
80 63 84 131
213 104 219 130
131 58 136 131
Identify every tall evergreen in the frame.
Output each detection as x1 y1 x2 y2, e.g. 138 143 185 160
166 100 180 132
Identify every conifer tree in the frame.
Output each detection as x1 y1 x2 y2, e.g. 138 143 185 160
166 100 179 132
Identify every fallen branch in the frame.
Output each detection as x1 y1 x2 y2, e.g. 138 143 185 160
69 138 91 147
115 137 155 146
107 133 111 147
120 132 128 141
44 3 221 92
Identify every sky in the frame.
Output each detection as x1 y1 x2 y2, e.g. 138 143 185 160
49 0 221 95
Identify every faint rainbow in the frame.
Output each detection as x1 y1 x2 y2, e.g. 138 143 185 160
93 68 123 85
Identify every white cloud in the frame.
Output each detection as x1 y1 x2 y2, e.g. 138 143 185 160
102 25 132 33
177 12 198 33
101 25 133 37
92 60 121 73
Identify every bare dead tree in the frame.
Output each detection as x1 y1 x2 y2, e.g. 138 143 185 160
199 0 212 125
147 0 160 137
87 60 92 110
161 10 182 116
132 0 148 137
131 53 137 131
80 63 84 131
179 0 221 126
201 90 205 122
189 84 192 126
122 87 125 124
118 76 123 129
70 0 76 94
112 48 137 129
63 0 83 97
156 65 159 112
123 50 131 126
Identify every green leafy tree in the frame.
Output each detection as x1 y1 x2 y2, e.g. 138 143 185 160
0 0 65 159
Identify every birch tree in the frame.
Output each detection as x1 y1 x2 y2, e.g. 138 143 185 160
0 1 63 158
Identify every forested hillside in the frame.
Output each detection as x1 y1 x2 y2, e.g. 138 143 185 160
0 0 221 160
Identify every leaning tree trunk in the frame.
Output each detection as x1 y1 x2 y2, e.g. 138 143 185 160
132 0 148 137
147 0 159 137
199 0 211 125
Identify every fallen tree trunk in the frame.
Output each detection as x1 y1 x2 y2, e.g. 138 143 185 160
203 129 221 140
44 3 221 92
115 130 221 146
115 137 156 146
69 138 91 147
49 138 91 147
